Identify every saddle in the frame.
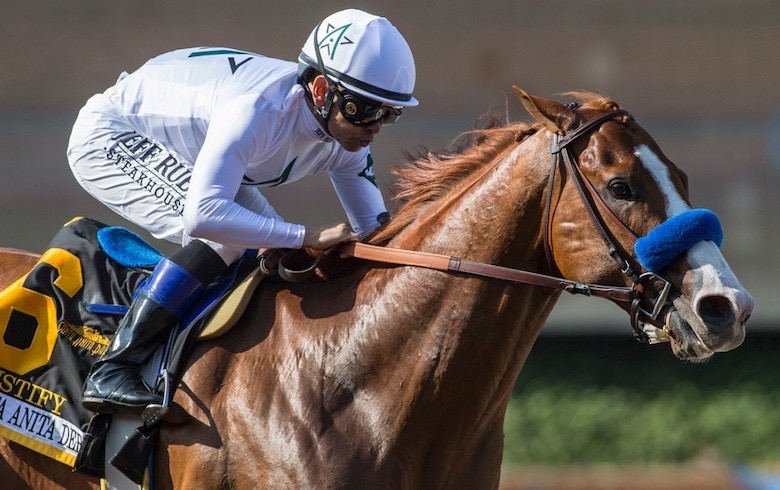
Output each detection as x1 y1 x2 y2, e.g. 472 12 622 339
87 222 266 342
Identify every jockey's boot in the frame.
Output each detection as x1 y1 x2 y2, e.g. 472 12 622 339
82 240 228 414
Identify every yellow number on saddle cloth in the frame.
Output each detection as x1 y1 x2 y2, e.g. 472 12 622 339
0 248 82 375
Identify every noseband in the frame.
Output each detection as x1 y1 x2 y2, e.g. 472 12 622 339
339 109 674 343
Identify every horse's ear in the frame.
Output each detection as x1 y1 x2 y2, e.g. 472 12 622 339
513 86 576 135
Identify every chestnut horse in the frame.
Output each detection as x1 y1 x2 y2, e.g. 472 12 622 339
0 88 754 489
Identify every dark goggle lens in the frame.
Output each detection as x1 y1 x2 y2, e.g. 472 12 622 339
338 90 402 126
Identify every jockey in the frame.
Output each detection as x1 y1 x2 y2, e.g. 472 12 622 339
67 9 418 414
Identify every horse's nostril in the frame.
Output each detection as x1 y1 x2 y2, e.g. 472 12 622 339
698 295 734 324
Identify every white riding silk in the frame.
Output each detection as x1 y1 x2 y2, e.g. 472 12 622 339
67 47 387 264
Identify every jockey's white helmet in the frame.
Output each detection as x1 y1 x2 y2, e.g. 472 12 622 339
298 9 418 107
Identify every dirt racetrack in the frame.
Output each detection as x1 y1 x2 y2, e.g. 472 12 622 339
499 458 779 490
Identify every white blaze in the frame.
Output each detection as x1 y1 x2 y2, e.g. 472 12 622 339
635 145 689 217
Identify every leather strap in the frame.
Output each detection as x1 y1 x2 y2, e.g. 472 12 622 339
340 242 636 305
557 135 642 279
546 109 642 279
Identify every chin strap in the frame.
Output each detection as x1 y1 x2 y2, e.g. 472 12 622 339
299 77 334 137
317 89 336 134
311 20 335 135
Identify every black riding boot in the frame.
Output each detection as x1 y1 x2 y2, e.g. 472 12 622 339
82 241 228 414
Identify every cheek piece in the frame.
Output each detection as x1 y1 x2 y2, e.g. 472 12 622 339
634 208 724 273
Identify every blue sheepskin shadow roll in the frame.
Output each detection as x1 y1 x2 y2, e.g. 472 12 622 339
634 209 723 273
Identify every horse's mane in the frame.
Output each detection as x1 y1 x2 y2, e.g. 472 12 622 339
369 90 619 245
368 119 536 244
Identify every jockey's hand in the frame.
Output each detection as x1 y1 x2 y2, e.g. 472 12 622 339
303 223 359 250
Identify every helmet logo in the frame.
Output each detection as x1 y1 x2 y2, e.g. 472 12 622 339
317 22 354 61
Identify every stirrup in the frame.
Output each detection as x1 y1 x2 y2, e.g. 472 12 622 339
141 367 190 425
142 403 189 425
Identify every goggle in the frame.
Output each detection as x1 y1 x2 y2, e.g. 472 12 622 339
333 86 403 127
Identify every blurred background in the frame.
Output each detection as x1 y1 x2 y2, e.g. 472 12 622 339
2 1 778 488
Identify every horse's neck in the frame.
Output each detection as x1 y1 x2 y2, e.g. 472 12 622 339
393 140 551 262
354 135 560 437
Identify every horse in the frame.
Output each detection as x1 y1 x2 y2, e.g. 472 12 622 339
0 248 38 286
0 87 754 489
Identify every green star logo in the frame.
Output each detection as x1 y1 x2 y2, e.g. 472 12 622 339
318 22 354 61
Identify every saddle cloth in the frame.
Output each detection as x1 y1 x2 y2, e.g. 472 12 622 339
0 217 261 467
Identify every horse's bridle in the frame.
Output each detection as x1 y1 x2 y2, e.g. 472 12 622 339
543 108 672 341
335 109 673 343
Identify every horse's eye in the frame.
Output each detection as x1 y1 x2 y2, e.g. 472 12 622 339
609 180 633 199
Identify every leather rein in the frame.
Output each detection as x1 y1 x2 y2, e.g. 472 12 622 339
336 109 672 343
